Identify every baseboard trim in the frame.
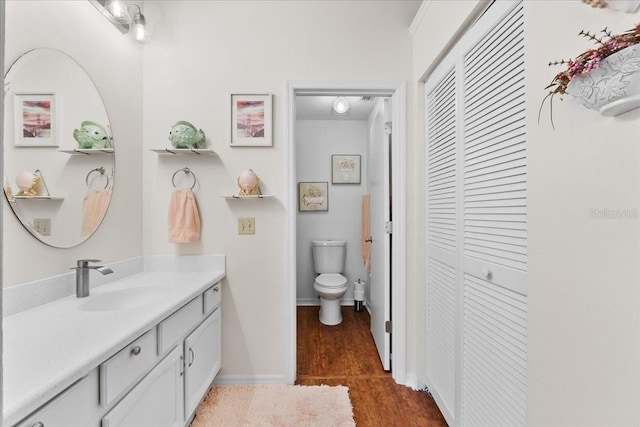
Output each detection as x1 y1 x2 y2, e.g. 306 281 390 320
213 374 293 386
403 373 421 390
296 298 361 307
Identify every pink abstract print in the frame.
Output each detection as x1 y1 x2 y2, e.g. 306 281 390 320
236 100 264 137
22 100 51 138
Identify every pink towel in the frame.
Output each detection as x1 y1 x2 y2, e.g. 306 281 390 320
168 188 201 243
361 193 371 272
82 189 111 236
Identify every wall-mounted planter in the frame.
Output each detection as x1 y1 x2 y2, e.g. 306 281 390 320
566 45 640 117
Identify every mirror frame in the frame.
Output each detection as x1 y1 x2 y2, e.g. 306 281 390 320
3 48 115 248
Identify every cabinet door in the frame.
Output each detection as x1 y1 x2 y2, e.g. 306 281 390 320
184 308 221 418
16 369 99 427
101 345 184 427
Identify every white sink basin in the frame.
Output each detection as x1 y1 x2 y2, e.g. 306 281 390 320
79 285 174 312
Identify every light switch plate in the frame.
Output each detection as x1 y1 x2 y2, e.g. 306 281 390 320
34 218 51 236
238 217 255 235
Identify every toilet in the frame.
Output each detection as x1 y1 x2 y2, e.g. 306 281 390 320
312 240 348 326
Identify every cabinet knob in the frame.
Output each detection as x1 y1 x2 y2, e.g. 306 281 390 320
482 267 492 280
213 287 219 293
131 346 142 356
32 423 44 427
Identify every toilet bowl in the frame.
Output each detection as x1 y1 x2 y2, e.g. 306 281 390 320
312 240 348 325
314 273 348 326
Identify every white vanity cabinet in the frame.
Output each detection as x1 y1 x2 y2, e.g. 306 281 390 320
100 282 222 427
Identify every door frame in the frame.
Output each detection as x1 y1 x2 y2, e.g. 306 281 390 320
285 80 408 385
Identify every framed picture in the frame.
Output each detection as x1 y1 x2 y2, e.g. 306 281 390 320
230 93 273 147
298 182 328 212
332 154 361 184
14 93 57 147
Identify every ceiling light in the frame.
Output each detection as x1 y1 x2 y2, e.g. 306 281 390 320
332 97 350 114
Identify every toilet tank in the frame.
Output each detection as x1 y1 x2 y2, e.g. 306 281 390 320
312 240 346 274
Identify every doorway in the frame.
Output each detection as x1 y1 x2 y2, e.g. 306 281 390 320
285 81 408 386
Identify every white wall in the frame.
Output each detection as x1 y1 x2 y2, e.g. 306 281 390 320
3 1 144 287
412 1 640 425
142 0 416 382
525 2 640 425
295 119 369 304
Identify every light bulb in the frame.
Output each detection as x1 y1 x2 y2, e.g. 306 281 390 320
333 97 350 114
133 12 147 41
110 0 124 18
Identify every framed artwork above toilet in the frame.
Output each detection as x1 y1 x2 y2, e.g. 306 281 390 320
331 154 360 184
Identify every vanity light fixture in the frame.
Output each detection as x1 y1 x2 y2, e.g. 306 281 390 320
89 0 149 42
130 4 148 41
332 97 351 115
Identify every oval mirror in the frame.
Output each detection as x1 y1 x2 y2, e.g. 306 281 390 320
3 48 114 248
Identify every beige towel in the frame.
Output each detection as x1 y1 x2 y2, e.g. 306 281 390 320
361 193 371 272
168 188 201 243
82 189 111 236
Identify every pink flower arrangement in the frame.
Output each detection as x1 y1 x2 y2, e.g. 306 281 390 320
540 22 640 127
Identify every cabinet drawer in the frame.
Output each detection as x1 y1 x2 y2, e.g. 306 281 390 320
203 283 221 314
100 329 157 407
17 369 99 427
157 295 203 355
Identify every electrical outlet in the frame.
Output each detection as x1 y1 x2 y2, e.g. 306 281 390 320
34 218 51 236
238 217 255 235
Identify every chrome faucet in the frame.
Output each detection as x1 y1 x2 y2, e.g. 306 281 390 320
73 259 114 298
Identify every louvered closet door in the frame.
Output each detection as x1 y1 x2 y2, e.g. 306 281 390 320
424 1 526 427
459 2 527 426
424 54 458 427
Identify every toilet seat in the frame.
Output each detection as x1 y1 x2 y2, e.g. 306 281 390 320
315 273 347 288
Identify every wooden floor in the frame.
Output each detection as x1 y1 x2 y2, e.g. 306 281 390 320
296 306 447 426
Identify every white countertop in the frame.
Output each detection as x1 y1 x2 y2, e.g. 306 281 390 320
3 264 225 426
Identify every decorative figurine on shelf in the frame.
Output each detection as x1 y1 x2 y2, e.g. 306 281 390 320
15 170 40 197
237 169 261 196
168 121 206 149
73 121 111 149
3 176 15 202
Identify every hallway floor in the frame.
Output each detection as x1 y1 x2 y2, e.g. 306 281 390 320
296 306 447 426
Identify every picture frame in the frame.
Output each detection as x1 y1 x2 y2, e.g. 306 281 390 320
14 93 57 147
298 182 328 212
230 93 273 147
331 154 361 184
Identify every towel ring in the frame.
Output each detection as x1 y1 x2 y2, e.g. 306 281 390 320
172 167 197 190
85 167 109 189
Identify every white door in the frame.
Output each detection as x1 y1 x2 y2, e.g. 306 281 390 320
368 98 392 370
101 345 184 427
184 308 222 418
424 2 527 426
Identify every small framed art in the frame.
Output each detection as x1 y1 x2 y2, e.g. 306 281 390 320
14 93 57 147
331 154 361 184
298 182 328 212
230 93 273 147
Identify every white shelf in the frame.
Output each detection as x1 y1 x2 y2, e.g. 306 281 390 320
223 195 274 199
150 148 217 156
59 148 114 155
13 196 64 201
